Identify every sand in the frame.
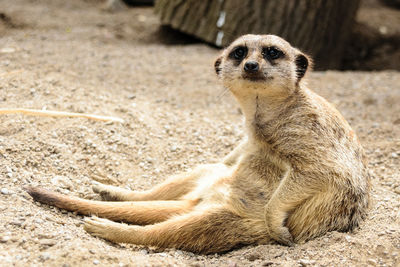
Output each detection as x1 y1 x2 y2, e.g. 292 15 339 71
0 1 399 266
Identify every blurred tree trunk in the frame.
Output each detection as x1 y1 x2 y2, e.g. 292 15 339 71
155 0 361 70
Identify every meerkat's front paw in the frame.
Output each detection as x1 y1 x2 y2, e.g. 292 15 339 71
270 225 294 246
265 210 294 246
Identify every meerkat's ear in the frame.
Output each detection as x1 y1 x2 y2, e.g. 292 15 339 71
295 53 312 81
214 56 222 76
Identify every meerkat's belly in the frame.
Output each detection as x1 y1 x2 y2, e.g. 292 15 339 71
183 163 236 205
181 148 286 210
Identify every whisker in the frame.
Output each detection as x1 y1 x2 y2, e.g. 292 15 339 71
216 87 230 102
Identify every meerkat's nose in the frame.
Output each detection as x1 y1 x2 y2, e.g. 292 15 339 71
244 61 259 73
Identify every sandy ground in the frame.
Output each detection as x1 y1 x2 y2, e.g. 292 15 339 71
0 0 399 266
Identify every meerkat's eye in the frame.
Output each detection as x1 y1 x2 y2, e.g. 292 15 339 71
229 46 247 60
262 47 284 60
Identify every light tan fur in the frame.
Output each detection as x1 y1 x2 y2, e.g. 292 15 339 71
26 34 370 254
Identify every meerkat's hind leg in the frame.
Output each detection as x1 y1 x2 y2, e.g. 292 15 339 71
26 186 196 224
92 182 137 201
92 163 229 202
84 208 269 254
91 175 197 202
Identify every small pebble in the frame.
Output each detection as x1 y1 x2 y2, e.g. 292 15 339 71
394 187 400 195
299 259 316 266
39 239 57 247
262 262 274 267
1 188 9 195
367 258 377 265
93 259 100 265
175 250 184 256
34 218 44 224
140 249 148 255
38 233 55 239
273 251 284 258
0 236 11 243
40 253 51 261
10 220 23 227
246 252 261 261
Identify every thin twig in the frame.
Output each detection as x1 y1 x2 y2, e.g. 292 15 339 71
0 108 124 123
0 69 24 77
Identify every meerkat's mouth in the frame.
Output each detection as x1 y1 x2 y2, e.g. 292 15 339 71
242 74 270 82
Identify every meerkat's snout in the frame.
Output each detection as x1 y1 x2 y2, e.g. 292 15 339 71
244 61 260 73
243 59 265 81
242 59 266 82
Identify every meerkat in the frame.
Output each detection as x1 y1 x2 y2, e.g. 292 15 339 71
26 34 370 254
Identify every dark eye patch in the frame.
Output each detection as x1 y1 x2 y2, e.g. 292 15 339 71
262 46 284 60
229 46 248 61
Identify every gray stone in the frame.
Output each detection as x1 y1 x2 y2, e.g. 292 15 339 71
1 188 9 195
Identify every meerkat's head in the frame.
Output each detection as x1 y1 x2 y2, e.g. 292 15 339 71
215 34 311 97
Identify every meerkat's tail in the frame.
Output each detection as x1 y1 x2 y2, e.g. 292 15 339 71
25 186 113 216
